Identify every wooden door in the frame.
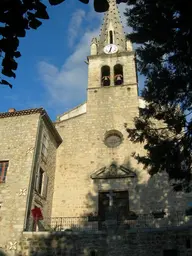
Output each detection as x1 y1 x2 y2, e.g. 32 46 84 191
98 191 129 229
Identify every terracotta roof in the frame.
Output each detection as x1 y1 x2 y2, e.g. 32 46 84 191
0 108 44 118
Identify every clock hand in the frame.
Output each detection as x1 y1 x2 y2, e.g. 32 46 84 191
109 47 112 53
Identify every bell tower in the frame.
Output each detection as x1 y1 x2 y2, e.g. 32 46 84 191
87 0 139 121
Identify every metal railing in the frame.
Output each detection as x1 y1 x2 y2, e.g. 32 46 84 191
26 211 192 232
27 216 98 232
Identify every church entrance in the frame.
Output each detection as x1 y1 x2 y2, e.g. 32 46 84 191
98 190 129 229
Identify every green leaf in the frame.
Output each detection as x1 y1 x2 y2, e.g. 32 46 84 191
2 57 18 71
48 0 65 5
79 0 89 3
16 29 26 37
35 9 49 20
14 51 21 58
0 79 12 88
29 19 42 29
94 0 109 12
2 68 16 78
27 11 35 20
0 37 19 52
23 0 35 10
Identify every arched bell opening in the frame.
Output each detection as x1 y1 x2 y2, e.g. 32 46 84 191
114 64 123 85
101 65 110 86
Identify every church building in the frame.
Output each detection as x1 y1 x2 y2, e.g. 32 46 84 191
0 0 192 255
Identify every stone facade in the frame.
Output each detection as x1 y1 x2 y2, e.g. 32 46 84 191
0 109 62 255
0 113 40 251
1 0 192 255
14 228 192 256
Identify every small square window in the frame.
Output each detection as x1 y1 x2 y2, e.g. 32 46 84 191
0 161 9 183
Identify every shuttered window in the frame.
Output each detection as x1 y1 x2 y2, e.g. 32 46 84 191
42 172 48 199
0 161 9 183
41 133 49 161
35 168 48 199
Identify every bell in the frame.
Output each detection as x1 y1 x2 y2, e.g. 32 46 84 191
94 0 109 12
79 0 89 3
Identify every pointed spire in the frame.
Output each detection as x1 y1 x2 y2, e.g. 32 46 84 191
97 0 126 54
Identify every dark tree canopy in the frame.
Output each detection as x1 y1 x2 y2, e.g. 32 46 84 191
125 0 192 191
0 0 127 88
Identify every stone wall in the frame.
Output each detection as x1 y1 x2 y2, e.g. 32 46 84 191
0 112 61 254
6 228 192 256
52 48 192 218
30 120 58 224
51 51 143 217
0 113 40 254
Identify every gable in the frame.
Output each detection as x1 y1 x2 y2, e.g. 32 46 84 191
90 164 136 180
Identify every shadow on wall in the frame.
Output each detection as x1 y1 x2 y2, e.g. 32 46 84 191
19 161 192 255
0 250 7 256
86 159 186 211
17 232 107 256
84 159 189 228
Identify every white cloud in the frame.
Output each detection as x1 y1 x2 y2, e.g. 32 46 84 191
68 9 85 47
38 3 132 113
38 27 100 111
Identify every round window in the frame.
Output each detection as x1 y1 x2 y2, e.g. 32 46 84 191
104 130 123 148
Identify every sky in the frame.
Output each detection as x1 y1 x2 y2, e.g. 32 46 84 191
1 0 145 121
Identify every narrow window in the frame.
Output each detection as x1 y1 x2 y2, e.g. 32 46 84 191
41 133 49 161
42 173 48 199
114 64 123 85
37 168 44 195
35 168 48 198
0 161 9 183
109 30 113 44
101 66 110 86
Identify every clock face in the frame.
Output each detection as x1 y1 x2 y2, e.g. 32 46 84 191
103 44 118 54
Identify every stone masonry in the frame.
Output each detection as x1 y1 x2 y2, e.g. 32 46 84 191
0 109 62 255
0 112 40 252
1 0 192 255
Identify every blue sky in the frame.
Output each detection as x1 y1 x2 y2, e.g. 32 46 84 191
1 0 145 121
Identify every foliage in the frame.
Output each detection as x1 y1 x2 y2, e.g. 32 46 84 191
0 0 50 88
125 0 192 191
